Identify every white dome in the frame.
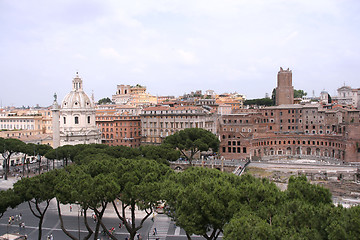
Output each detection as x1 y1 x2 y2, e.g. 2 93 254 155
61 74 95 109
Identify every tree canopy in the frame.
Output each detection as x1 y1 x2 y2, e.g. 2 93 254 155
294 89 307 98
244 98 274 106
1 137 360 240
97 97 112 105
163 128 219 164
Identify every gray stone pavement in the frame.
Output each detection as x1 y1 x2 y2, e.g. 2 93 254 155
0 177 18 190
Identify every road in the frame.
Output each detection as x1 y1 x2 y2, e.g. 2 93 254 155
0 200 214 240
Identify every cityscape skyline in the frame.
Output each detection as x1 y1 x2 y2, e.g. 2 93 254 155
1 0 360 107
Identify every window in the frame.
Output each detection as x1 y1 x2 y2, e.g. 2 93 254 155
75 116 79 124
63 117 66 124
88 116 91 124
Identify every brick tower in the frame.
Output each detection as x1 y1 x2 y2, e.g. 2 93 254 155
275 67 294 105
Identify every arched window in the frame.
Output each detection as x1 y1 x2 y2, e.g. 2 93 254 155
75 116 79 124
307 147 311 155
286 147 291 155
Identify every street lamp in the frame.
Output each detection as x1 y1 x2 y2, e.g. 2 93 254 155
78 205 81 239
3 142 8 180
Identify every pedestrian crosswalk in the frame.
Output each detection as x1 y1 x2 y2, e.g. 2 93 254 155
148 215 170 240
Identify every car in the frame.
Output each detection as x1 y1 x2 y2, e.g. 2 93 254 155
0 233 27 240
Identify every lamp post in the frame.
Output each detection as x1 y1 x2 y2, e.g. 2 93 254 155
78 205 81 239
3 142 8 180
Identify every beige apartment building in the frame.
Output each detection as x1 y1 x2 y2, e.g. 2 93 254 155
140 106 217 144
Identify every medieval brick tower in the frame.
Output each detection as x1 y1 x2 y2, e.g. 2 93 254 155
275 67 294 105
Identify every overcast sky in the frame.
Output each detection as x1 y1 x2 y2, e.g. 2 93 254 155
1 0 359 107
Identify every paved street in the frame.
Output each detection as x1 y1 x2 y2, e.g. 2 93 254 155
0 198 213 240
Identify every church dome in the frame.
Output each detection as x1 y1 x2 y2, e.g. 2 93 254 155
61 73 95 109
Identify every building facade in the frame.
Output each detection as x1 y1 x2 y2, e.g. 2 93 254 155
140 106 217 145
52 73 101 148
96 105 141 147
336 86 360 109
112 84 157 106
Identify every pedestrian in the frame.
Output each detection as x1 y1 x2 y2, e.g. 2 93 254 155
119 223 122 228
50 233 54 240
153 228 157 235
70 205 72 212
19 213 22 221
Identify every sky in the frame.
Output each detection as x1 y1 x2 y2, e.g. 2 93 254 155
1 0 360 107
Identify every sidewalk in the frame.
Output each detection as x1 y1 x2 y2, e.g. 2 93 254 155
0 177 19 190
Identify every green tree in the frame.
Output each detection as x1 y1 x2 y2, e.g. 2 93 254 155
244 98 274 106
29 143 52 175
97 97 112 105
54 157 120 240
271 88 276 105
224 210 275 240
13 171 57 240
326 205 360 240
106 145 141 159
139 144 180 164
0 188 22 218
294 89 307 98
163 128 219 165
112 158 173 240
163 167 241 240
0 137 26 180
286 175 332 205
19 142 36 177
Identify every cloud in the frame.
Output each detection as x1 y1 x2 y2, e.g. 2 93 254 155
281 31 299 45
176 49 199 65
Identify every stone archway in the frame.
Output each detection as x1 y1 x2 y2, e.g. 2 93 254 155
306 147 311 155
270 148 275 155
286 147 292 155
324 149 329 157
